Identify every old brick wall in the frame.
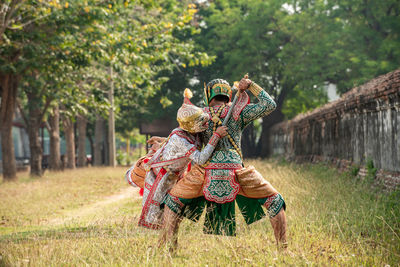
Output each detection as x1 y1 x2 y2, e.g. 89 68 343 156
270 70 400 191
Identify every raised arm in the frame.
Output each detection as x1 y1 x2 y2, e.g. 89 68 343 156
240 81 277 128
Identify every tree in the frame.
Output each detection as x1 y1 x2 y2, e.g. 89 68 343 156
185 0 400 156
13 1 105 176
2 0 214 177
188 0 303 156
62 114 75 169
1 0 107 177
93 115 105 166
0 0 52 179
282 0 400 93
77 114 87 167
47 104 62 170
0 71 18 179
112 1 214 142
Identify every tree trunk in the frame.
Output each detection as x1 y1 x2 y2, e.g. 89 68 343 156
126 137 131 165
257 86 291 157
87 134 94 166
48 105 62 170
26 99 43 177
241 122 258 158
27 121 42 177
0 73 18 180
93 115 104 166
77 115 87 167
63 117 75 169
257 109 286 157
108 66 116 167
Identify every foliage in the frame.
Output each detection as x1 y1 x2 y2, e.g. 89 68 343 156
108 1 214 134
116 150 141 166
127 67 207 126
1 0 399 169
193 0 284 95
0 1 215 177
281 0 400 94
189 0 330 115
116 128 146 165
350 165 360 177
157 0 400 121
282 85 328 119
365 158 378 181
1 0 213 132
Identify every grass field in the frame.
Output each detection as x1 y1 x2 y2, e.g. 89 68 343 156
0 161 399 266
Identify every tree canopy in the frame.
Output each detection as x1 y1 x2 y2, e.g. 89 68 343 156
131 0 399 156
0 0 215 178
0 0 399 178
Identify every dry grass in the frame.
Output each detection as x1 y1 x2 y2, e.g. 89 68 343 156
0 160 399 266
0 167 128 232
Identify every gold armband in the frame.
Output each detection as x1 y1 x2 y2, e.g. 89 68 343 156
249 82 263 96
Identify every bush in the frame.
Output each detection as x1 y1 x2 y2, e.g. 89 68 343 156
366 158 377 181
116 151 138 166
350 165 360 176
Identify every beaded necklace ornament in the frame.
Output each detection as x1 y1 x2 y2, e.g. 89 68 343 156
208 104 243 159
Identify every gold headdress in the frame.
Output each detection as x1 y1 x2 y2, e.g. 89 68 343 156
177 88 209 133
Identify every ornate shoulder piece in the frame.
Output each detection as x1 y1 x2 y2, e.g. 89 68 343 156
171 128 196 144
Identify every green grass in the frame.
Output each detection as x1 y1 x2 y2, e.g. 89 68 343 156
0 161 398 266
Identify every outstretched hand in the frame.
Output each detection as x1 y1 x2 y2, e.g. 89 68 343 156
215 126 228 137
150 142 161 152
147 136 166 145
147 136 166 152
238 74 252 92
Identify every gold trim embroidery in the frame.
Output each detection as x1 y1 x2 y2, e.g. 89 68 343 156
249 82 263 96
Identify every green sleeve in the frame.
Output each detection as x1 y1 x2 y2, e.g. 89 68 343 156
240 83 276 128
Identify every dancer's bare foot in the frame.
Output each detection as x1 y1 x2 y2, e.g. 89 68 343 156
165 240 178 254
277 243 295 257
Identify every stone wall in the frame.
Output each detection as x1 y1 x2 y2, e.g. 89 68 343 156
270 69 400 191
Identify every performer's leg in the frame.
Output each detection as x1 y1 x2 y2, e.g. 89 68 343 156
159 206 182 251
269 209 288 251
235 166 288 251
159 163 205 250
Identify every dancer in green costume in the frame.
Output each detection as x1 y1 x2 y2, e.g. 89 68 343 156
160 76 288 251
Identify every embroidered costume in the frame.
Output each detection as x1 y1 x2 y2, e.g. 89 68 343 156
165 79 286 236
138 128 222 229
126 89 223 229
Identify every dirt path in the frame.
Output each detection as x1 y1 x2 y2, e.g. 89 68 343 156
47 186 140 226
